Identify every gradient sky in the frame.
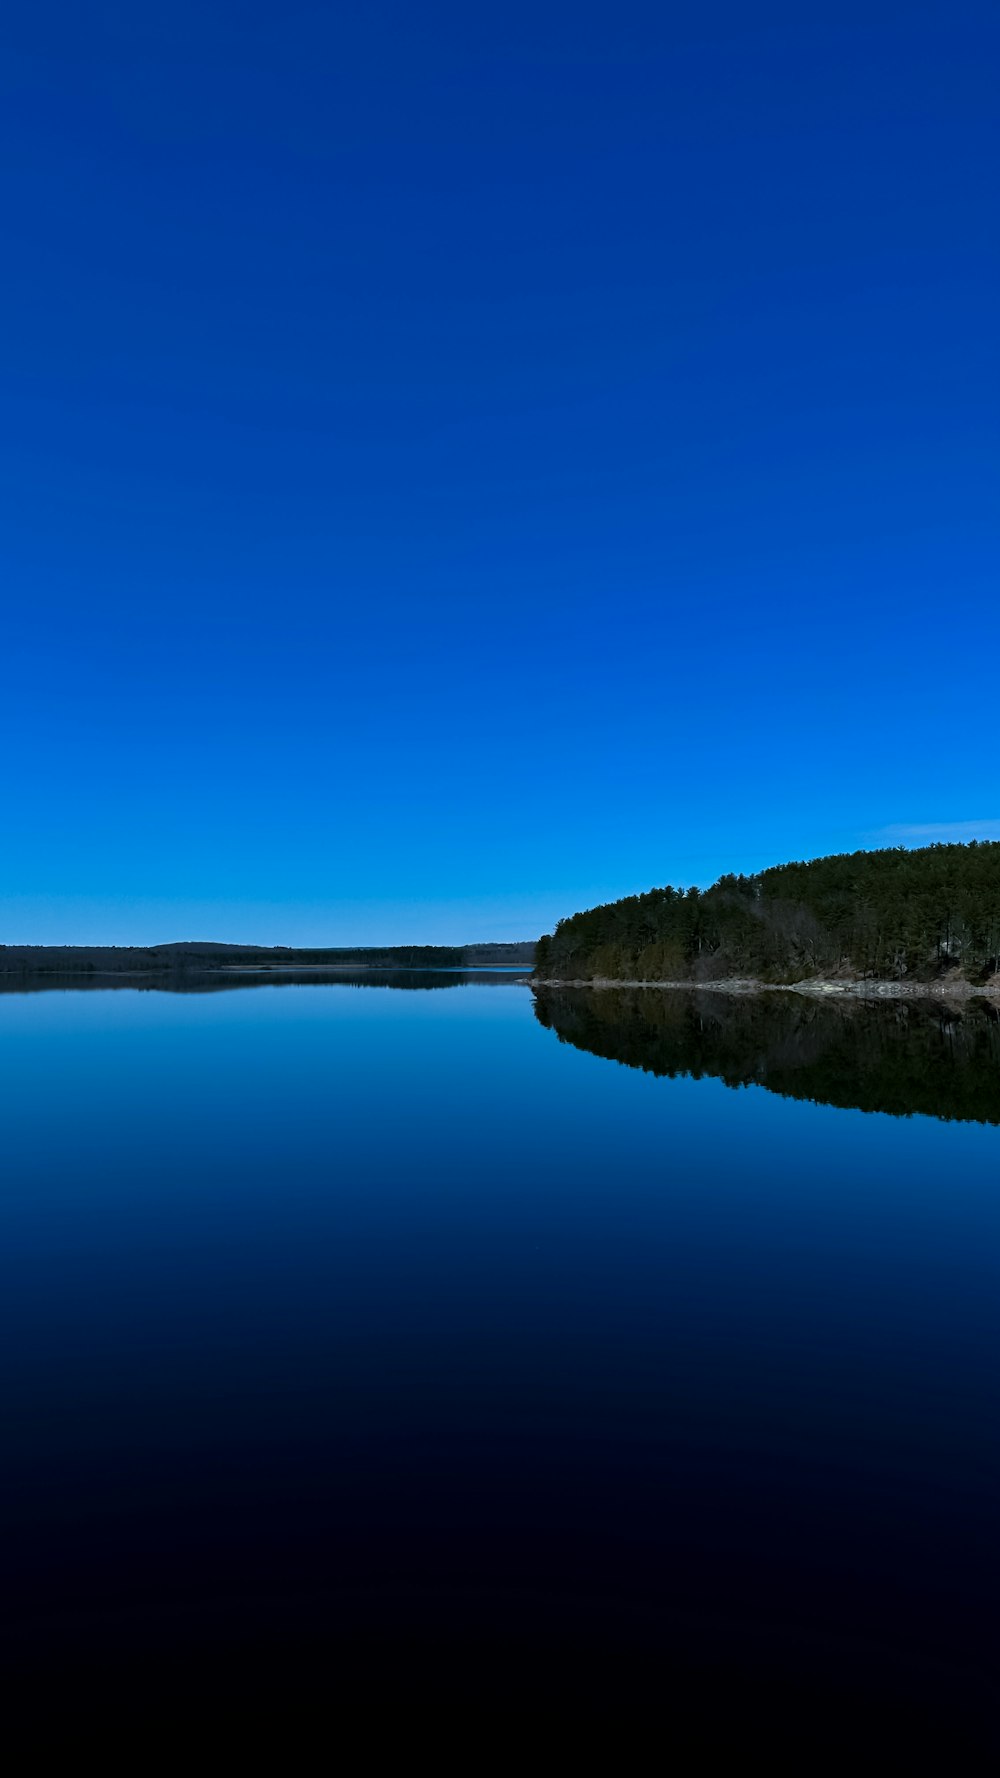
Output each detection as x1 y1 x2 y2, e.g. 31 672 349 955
3 1 997 943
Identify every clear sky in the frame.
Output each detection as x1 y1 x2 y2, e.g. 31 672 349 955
3 2 997 944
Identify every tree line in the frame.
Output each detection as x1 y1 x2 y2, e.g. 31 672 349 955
0 941 535 976
535 843 1000 984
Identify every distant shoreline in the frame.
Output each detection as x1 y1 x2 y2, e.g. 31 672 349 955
0 942 536 976
532 975 1000 1002
0 962 532 979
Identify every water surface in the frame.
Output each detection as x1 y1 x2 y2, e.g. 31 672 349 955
1 974 996 1747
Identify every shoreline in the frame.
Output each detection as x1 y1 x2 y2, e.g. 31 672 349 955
531 975 1000 1003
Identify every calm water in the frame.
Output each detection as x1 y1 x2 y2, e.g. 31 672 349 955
1 974 997 1748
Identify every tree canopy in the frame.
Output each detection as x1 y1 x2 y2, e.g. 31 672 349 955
535 844 1000 984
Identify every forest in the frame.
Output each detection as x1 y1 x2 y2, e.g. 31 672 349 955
534 843 1000 984
0 941 535 976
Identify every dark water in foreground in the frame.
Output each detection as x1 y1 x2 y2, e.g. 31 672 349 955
1 974 997 1748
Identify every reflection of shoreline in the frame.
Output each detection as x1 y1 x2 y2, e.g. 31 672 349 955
0 969 532 996
0 965 531 981
533 984 1000 1124
533 975 1000 1005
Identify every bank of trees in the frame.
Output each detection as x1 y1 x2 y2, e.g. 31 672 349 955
0 943 527 975
535 843 1000 984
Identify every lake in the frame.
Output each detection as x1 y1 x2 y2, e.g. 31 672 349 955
1 973 996 1750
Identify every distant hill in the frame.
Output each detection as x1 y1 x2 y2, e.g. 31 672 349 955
0 941 535 975
151 941 276 954
535 843 1000 985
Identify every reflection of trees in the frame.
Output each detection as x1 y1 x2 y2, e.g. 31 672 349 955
533 987 1000 1125
0 969 529 996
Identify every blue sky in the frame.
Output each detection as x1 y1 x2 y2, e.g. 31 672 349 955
3 1 997 943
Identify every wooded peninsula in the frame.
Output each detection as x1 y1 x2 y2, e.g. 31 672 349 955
534 843 1000 988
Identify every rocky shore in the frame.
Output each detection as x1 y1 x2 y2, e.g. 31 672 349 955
532 975 1000 1003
